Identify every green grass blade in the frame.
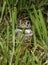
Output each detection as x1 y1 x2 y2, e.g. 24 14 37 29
0 1 6 23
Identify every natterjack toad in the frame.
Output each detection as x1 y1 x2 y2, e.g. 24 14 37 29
16 10 33 43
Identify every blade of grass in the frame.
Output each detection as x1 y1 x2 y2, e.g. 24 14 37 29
28 8 48 49
23 50 29 65
0 1 6 23
9 7 17 65
39 10 48 43
6 22 9 51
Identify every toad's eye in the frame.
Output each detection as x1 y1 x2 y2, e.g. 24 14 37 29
25 20 29 24
27 21 30 25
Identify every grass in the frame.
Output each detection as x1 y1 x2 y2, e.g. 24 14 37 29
0 0 48 65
